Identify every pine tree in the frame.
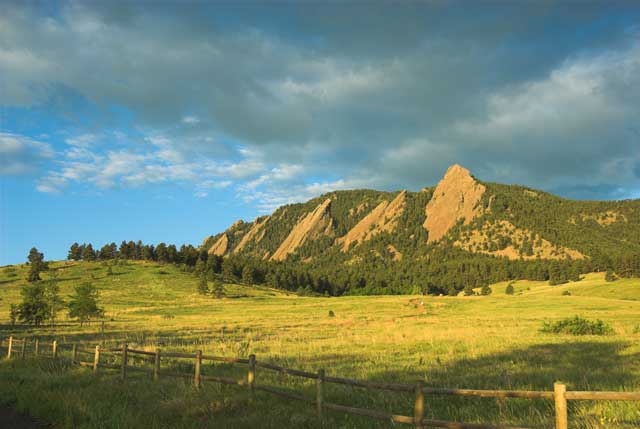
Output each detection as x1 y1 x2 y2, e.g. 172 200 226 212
27 247 45 282
82 244 96 261
18 282 49 326
212 278 225 299
197 275 209 295
68 283 104 326
68 242 82 261
242 265 256 285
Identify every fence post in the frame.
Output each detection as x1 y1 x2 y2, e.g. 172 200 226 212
52 340 57 359
414 380 424 429
34 339 39 357
7 336 12 359
248 354 256 393
554 382 568 429
72 344 77 362
20 339 27 359
316 368 325 422
154 348 161 381
121 344 128 380
93 345 100 375
194 350 202 389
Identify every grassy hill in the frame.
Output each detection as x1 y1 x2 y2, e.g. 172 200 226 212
1 262 639 427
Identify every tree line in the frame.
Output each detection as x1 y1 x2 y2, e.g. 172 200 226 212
67 240 206 266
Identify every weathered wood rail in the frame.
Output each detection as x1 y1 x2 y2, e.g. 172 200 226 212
2 336 639 429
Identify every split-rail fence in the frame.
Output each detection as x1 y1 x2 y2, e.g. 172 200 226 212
2 336 639 429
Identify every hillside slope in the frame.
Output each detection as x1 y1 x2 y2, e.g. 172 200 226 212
203 165 640 295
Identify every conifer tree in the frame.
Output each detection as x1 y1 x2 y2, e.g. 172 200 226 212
197 275 209 295
68 283 103 326
18 282 49 326
27 247 45 282
68 242 82 260
212 278 225 299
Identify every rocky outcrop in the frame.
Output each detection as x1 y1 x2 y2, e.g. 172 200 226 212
233 216 270 253
207 234 229 256
338 191 407 251
424 164 486 243
271 198 334 261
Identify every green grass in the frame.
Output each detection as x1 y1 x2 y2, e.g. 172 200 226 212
1 262 639 428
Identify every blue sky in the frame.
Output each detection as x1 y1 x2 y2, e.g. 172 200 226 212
1 1 640 265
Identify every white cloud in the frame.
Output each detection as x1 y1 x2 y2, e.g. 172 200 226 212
0 132 54 175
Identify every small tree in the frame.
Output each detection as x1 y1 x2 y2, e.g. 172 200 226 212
242 265 256 285
212 278 225 299
82 244 96 262
505 284 515 295
480 285 492 296
197 275 209 295
45 279 65 327
604 269 616 282
27 247 45 282
18 282 49 326
68 242 82 261
68 283 103 326
9 304 18 326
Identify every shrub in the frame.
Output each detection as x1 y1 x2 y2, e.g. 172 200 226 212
505 284 515 295
561 290 571 296
541 316 614 336
328 310 335 317
480 285 492 296
605 269 616 282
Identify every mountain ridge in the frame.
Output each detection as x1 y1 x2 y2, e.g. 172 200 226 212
201 164 640 295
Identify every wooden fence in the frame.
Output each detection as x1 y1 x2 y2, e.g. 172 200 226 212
2 336 639 429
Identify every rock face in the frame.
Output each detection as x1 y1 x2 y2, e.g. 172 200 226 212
424 164 486 243
233 216 269 254
208 234 229 256
339 191 407 251
271 198 334 261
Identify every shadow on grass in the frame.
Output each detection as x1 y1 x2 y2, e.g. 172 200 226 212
0 339 638 428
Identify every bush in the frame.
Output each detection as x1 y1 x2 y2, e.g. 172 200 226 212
328 310 335 317
480 285 492 296
541 316 614 336
605 269 616 282
505 284 514 295
561 290 571 296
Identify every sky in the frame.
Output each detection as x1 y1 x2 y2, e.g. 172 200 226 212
1 1 640 265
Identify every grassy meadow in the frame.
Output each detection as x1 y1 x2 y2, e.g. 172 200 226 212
0 261 639 428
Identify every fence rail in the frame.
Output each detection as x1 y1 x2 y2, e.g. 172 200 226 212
1 336 638 429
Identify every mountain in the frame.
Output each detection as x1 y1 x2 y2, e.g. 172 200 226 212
202 165 640 295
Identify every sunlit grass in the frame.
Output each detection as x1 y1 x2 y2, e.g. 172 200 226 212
0 261 639 428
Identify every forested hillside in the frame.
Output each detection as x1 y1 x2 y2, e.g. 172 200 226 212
200 165 640 296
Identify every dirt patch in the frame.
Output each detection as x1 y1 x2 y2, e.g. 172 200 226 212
207 234 229 256
338 191 406 251
271 198 334 261
424 164 486 243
